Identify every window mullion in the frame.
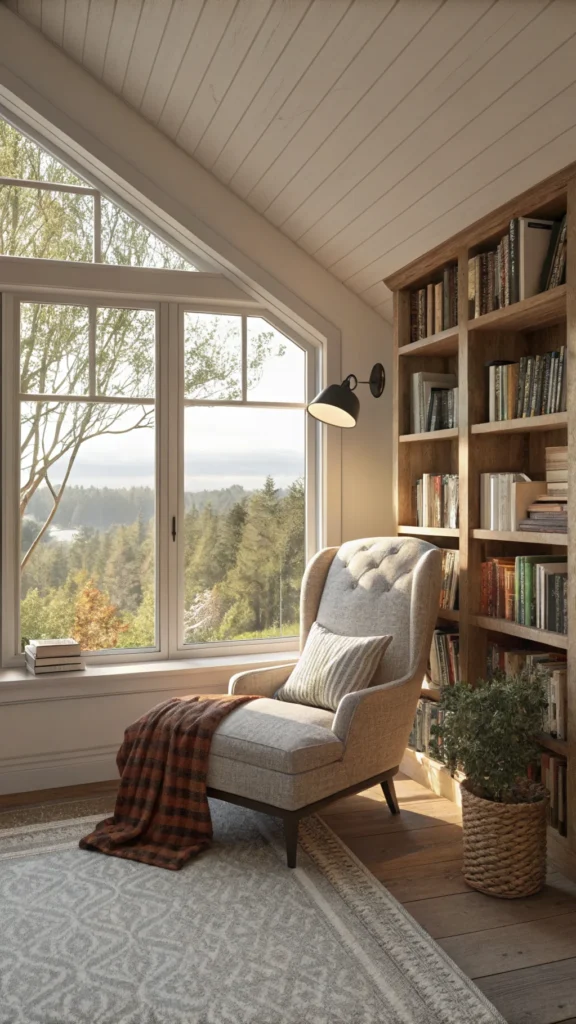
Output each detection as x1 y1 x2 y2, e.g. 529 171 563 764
241 315 247 401
167 303 183 656
156 301 171 658
88 306 96 395
93 192 102 263
1 295 21 665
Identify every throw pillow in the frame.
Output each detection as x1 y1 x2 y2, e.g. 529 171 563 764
275 621 392 712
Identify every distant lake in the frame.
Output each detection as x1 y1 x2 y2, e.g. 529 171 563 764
50 527 78 544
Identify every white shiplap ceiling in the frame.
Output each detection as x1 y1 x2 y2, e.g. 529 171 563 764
4 0 576 321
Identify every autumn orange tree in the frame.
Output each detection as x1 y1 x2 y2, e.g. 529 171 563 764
73 578 127 651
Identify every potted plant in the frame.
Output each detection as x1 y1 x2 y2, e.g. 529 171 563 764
432 669 549 898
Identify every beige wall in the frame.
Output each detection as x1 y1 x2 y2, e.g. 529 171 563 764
0 8 393 793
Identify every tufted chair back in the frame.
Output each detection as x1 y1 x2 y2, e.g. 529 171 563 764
300 537 442 687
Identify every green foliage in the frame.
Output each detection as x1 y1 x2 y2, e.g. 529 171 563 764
432 670 548 803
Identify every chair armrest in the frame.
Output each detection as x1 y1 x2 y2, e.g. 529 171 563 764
228 663 295 697
331 673 422 775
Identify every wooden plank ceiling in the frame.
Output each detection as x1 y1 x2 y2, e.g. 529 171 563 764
5 0 576 322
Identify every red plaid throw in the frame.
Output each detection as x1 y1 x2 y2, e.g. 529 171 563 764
79 694 258 870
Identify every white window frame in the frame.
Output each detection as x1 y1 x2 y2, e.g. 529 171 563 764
1 262 322 669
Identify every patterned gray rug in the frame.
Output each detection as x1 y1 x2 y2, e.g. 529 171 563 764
0 801 504 1024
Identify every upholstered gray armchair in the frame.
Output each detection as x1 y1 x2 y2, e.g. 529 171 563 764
206 537 442 866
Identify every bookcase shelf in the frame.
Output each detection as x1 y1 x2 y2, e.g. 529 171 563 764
397 525 459 538
471 411 568 435
388 163 575 865
538 734 569 757
468 284 566 332
399 428 458 443
471 615 568 650
437 608 459 622
472 529 567 546
398 327 458 357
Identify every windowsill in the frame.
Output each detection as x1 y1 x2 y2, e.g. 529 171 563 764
0 651 299 704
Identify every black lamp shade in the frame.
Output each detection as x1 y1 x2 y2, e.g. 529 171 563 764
307 382 360 428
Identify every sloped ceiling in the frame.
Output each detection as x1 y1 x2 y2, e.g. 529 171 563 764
4 0 576 322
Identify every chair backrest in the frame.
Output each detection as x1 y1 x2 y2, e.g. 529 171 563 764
302 537 442 686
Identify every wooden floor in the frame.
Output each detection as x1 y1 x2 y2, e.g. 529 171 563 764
322 773 576 1024
2 774 576 1024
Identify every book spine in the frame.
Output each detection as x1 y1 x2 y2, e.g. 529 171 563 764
504 234 510 306
509 218 519 304
434 282 443 333
410 292 418 344
474 256 481 318
451 265 458 328
443 269 450 330
426 282 434 337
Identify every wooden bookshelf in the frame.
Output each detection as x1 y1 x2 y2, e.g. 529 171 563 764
471 411 567 435
397 525 459 538
471 529 567 546
386 162 575 868
399 427 458 443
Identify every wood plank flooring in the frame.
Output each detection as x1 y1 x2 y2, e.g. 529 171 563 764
322 773 576 1024
2 772 576 1023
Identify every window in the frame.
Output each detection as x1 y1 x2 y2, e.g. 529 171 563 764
182 314 307 645
0 116 195 269
1 117 319 667
19 301 157 654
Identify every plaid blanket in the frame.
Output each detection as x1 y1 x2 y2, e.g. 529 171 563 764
79 694 258 870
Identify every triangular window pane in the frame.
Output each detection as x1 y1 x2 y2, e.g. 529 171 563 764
100 198 195 271
0 117 87 186
0 116 196 269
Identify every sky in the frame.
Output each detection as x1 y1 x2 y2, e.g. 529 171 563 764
22 319 307 493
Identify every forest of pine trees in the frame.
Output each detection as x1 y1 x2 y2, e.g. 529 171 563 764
21 477 304 650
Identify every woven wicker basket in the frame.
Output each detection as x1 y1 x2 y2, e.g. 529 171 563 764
460 780 548 898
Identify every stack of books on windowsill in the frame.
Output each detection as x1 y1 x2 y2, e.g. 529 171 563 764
25 638 84 675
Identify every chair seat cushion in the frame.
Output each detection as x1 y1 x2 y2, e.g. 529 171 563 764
210 698 342 775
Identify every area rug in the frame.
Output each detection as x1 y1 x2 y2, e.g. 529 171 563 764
0 801 504 1024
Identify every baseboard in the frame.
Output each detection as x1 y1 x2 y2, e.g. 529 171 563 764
0 746 117 794
400 747 463 806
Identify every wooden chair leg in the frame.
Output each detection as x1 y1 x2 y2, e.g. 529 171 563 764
284 816 299 868
382 778 400 815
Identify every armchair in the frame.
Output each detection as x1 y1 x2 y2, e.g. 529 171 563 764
206 537 442 866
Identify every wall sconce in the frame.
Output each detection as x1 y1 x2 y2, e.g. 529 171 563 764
306 363 385 428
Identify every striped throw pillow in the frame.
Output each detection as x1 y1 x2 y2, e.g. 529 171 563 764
275 621 392 712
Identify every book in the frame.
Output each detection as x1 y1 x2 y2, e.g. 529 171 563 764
409 264 458 341
479 473 536 531
518 217 556 300
439 549 459 610
24 646 83 668
434 281 443 333
416 474 459 529
27 638 81 659
25 655 85 675
411 371 457 433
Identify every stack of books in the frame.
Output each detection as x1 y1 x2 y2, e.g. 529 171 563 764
480 555 568 633
546 445 568 497
429 627 460 688
486 348 566 422
416 474 459 528
25 638 84 675
408 698 445 757
411 371 458 432
469 215 567 317
439 549 459 610
518 495 567 534
479 472 541 532
486 644 567 740
541 753 567 837
409 263 458 342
